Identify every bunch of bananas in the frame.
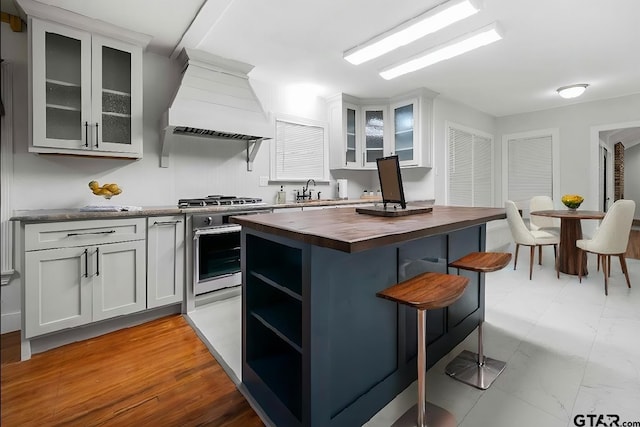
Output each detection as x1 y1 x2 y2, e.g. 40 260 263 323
89 180 122 199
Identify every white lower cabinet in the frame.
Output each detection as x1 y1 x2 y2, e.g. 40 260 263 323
146 216 184 309
92 240 146 321
23 218 146 338
24 246 92 336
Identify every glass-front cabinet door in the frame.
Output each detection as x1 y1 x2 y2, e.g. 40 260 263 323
30 18 143 157
91 36 142 154
363 106 386 168
31 19 91 149
390 98 419 166
343 103 359 167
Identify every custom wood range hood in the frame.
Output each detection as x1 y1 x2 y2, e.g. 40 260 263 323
159 48 274 169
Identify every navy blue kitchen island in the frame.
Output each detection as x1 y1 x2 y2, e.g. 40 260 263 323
232 205 506 427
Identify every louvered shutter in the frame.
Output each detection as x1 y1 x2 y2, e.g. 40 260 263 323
507 135 552 207
448 126 493 206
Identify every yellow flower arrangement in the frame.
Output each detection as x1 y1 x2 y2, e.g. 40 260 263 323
561 194 584 209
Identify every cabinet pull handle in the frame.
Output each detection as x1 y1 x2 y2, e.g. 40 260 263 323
95 122 99 148
153 220 182 226
67 230 116 237
83 248 88 278
95 247 100 276
84 121 89 147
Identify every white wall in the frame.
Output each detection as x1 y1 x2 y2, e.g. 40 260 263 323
625 143 640 217
432 96 497 205
1 22 28 332
496 94 640 211
9 53 333 211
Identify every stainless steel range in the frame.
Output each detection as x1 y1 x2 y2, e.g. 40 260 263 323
179 195 265 208
182 195 271 296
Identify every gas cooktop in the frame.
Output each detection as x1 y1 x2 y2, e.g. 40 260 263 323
178 195 264 208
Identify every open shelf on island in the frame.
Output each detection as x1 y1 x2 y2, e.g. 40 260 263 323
246 315 302 422
249 270 301 300
251 302 302 352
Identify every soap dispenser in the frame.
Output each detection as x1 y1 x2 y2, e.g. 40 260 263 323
276 186 286 204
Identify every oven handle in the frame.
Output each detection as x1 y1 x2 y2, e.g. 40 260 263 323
193 224 241 239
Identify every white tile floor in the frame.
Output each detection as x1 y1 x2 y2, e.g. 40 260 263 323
188 249 640 427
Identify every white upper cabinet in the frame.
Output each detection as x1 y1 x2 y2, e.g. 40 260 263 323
91 35 143 154
362 105 386 168
328 89 435 170
390 99 416 166
344 103 359 168
19 0 150 159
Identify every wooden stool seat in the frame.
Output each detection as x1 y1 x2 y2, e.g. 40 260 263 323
448 252 512 273
377 272 468 427
445 252 511 390
376 272 469 310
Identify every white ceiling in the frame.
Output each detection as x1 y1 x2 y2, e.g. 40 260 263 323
10 0 640 117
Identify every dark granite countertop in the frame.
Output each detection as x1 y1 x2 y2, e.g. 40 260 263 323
9 198 391 223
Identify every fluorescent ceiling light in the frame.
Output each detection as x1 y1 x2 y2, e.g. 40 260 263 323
557 84 589 99
344 0 482 65
380 22 502 80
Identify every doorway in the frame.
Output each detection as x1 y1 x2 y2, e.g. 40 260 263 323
593 123 640 214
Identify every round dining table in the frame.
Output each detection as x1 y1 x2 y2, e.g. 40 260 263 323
530 209 605 276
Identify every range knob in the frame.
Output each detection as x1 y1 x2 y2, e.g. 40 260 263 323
204 216 213 226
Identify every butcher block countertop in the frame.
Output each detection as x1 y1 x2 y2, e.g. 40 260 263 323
232 205 506 253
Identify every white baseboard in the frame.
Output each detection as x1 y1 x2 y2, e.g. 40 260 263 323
1 311 21 334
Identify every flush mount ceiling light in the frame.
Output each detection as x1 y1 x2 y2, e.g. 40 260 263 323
343 0 482 65
379 22 502 80
557 84 589 99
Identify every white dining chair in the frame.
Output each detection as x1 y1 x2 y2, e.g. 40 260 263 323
576 199 635 295
529 196 560 232
506 200 559 280
529 195 560 265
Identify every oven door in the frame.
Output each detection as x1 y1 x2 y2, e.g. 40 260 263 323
193 224 242 295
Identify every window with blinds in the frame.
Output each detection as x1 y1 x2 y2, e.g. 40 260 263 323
506 134 553 208
447 124 494 207
271 117 328 181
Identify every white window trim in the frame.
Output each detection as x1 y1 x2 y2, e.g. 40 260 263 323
269 114 330 183
501 128 560 207
589 120 640 211
445 121 495 206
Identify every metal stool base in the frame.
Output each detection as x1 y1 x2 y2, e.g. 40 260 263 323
391 402 457 427
445 350 506 390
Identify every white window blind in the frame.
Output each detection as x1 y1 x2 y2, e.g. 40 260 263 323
448 125 493 207
507 135 553 207
271 118 327 181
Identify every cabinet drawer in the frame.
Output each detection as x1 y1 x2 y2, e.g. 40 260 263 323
25 218 146 251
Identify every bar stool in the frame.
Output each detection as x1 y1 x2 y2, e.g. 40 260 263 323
444 252 512 390
377 271 469 427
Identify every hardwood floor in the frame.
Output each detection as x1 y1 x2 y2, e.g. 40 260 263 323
0 315 263 427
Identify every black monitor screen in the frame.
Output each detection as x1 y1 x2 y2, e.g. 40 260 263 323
376 155 406 209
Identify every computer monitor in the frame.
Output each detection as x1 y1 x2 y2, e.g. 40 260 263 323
377 155 406 209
